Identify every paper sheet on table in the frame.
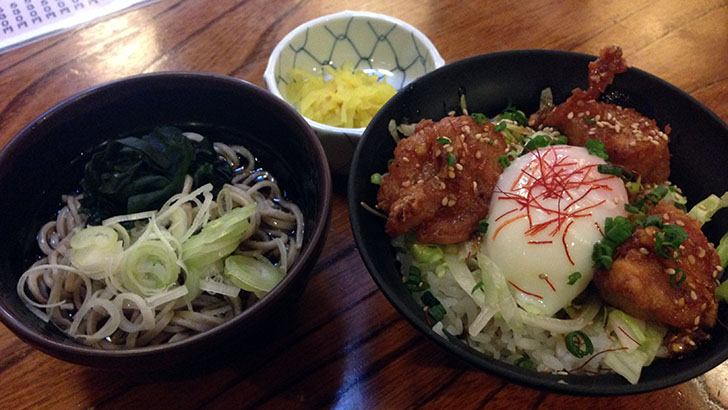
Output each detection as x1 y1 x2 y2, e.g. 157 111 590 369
0 0 157 54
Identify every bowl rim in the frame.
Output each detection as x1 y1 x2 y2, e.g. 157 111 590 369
263 10 446 135
0 71 333 362
348 48 728 396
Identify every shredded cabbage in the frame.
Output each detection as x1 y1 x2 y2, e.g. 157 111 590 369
688 192 728 224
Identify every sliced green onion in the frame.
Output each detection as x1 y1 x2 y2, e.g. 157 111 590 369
370 173 382 185
494 121 507 132
597 164 633 181
514 354 535 369
437 137 451 144
670 268 687 287
592 216 635 269
523 134 552 152
625 204 642 214
655 225 688 260
478 219 489 234
447 153 456 166
565 330 594 358
646 185 669 205
583 115 596 124
498 155 512 168
584 139 608 160
567 272 582 285
471 113 487 125
471 280 485 294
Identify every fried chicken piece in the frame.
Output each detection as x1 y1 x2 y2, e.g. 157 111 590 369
529 45 671 184
377 115 506 244
593 202 721 355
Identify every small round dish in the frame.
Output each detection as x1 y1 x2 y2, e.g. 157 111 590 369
264 10 445 174
348 49 728 395
0 72 332 371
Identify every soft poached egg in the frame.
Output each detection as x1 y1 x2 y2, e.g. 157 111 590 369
483 145 628 316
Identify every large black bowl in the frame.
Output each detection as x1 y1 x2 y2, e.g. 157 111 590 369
0 72 332 371
348 50 728 395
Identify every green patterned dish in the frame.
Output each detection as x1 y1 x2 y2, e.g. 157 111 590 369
264 11 444 174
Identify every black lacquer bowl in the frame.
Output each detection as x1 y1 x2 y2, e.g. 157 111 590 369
0 72 332 371
348 50 728 395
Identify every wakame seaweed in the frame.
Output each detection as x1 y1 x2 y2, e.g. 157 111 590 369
80 127 233 225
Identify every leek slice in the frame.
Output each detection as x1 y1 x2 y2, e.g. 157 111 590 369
182 203 257 269
69 226 123 280
225 254 284 293
121 239 180 296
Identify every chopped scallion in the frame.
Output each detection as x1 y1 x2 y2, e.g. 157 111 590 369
471 113 487 125
471 280 485 294
437 137 451 144
584 139 608 160
584 115 596 124
478 219 489 234
370 173 382 185
567 272 582 285
565 330 594 358
447 153 456 167
494 121 507 132
670 267 687 287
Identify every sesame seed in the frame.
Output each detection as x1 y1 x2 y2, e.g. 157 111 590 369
417 179 424 185
713 270 719 278
663 213 670 220
615 125 621 133
639 247 649 255
455 163 464 171
448 171 456 179
447 199 456 207
651 140 660 145
694 316 701 326
690 290 698 300
402 156 410 163
462 125 471 133
447 146 454 153
675 219 685 226
567 112 574 119
595 115 601 121
596 121 604 128
612 197 620 204
617 106 623 111
448 110 455 117
475 151 482 159
687 338 696 347
629 141 637 147
679 298 685 306
698 247 706 258
435 149 441 156
701 303 707 311
717 265 724 272
586 111 591 116
688 255 696 264
402 180 411 188
665 268 676 275
441 196 449 206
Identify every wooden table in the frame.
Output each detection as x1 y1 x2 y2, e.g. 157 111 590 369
1 0 727 408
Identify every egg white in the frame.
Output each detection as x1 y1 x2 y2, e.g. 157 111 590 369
483 145 628 316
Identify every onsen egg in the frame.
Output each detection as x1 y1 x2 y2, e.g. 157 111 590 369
483 145 628 316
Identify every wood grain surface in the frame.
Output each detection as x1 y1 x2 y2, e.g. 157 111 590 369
1 0 727 409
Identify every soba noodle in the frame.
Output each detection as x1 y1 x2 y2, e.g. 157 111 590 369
17 134 304 349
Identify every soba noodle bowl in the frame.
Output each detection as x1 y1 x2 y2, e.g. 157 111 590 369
17 131 304 349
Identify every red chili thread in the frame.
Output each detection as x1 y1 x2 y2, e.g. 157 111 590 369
570 346 629 372
528 240 553 244
562 220 575 265
618 326 642 347
493 146 618 263
508 280 543 299
543 276 556 292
